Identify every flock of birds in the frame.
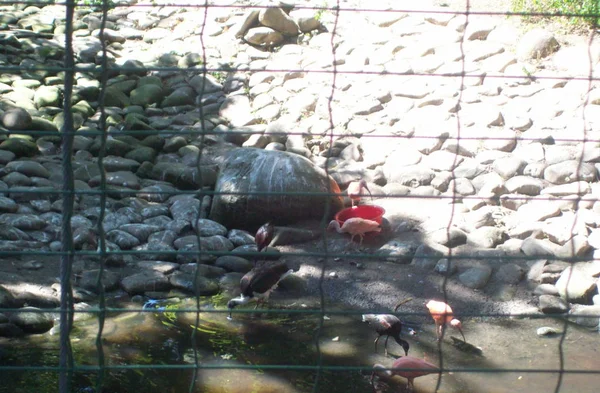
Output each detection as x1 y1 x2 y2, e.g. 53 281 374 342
225 181 469 392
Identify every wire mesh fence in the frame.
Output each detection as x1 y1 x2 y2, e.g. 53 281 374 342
0 0 600 392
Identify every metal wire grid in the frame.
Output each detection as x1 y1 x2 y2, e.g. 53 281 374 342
0 1 598 393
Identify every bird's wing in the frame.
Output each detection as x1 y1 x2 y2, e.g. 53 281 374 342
378 314 399 329
240 274 253 297
249 262 289 294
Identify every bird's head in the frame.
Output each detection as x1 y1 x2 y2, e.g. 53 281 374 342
399 340 410 357
371 363 392 380
361 314 374 323
227 299 238 310
450 318 462 329
327 220 340 231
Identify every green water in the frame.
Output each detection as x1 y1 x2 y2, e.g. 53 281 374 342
1 298 599 393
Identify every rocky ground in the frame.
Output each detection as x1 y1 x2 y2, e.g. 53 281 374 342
1 0 600 336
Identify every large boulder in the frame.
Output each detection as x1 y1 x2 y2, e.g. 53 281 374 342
209 148 343 229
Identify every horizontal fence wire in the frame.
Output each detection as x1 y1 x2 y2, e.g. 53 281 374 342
0 1 599 393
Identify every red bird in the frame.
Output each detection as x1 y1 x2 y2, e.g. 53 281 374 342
327 217 381 245
255 222 274 253
371 356 439 393
426 300 466 342
347 179 373 207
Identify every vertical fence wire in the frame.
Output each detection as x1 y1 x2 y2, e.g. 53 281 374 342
59 1 76 392
313 2 341 392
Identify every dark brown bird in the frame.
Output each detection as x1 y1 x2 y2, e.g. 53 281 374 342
227 261 293 320
362 298 413 357
347 179 372 207
255 222 274 253
371 356 439 393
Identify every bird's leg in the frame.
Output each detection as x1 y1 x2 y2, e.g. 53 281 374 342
438 324 446 342
434 321 442 341
406 378 415 393
359 234 364 247
374 336 380 353
384 336 390 357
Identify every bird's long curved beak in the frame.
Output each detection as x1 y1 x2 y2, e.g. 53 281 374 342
364 184 373 200
458 327 466 343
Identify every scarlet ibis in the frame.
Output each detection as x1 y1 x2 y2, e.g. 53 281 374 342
426 300 466 342
327 217 381 245
227 261 293 320
347 179 373 207
255 222 274 253
362 298 414 357
370 356 439 393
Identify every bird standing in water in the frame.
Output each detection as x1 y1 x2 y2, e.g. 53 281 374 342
227 261 293 320
426 300 466 342
362 298 414 357
371 356 439 393
347 179 373 207
327 217 381 246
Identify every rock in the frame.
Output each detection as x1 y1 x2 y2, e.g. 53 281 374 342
504 176 544 195
427 227 467 248
78 269 121 293
9 307 54 333
0 138 38 157
568 304 600 327
411 243 444 269
219 95 254 128
517 29 559 60
137 261 179 274
459 265 492 289
34 86 60 108
534 283 559 296
521 238 559 257
1 108 32 130
130 84 164 106
209 148 343 229
538 294 568 314
270 226 319 246
258 7 300 36
121 272 171 294
194 218 228 237
376 240 418 263
244 26 285 48
0 322 25 337
555 266 597 304
554 235 591 259
544 160 597 184
467 227 506 249
150 162 217 189
434 258 458 276
169 271 220 295
0 285 16 308
496 263 525 284
227 229 255 247
385 164 435 187
214 256 253 272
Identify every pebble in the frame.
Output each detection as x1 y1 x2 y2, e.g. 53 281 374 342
0 1 599 339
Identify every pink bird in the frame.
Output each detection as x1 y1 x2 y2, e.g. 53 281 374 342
426 300 466 342
327 217 381 245
347 179 373 207
371 356 439 393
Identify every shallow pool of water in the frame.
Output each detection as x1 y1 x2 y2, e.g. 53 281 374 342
0 298 598 393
